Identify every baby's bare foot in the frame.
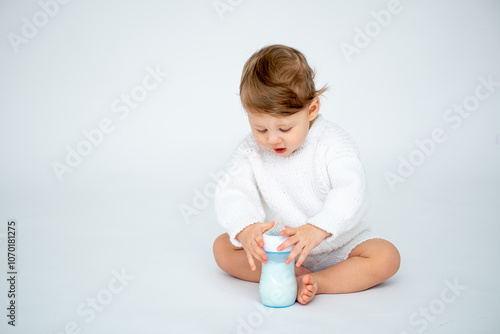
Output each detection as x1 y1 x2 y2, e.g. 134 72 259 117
296 274 318 305
294 265 312 277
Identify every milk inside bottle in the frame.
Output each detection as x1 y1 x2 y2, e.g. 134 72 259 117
259 231 297 308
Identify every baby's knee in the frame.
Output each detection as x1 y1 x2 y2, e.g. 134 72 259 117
213 233 231 267
377 240 401 279
213 233 229 250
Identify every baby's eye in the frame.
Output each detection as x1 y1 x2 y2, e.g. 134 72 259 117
257 129 267 133
280 128 292 132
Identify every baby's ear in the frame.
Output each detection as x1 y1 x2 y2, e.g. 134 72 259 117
307 97 320 120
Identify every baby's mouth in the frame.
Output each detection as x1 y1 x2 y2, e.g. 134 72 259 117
274 148 286 154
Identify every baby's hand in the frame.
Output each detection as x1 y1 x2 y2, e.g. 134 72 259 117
236 221 275 271
278 224 332 267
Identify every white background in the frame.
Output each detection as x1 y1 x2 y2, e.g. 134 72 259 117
1 0 499 333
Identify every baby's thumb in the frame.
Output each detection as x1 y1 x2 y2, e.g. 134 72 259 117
263 220 275 232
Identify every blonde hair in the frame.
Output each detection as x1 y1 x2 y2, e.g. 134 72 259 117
239 44 327 116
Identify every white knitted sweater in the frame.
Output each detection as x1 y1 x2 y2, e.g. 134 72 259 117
214 114 370 259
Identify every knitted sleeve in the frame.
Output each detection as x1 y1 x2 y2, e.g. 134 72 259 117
307 129 369 241
214 140 266 247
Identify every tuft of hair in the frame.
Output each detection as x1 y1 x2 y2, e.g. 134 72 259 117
239 44 327 116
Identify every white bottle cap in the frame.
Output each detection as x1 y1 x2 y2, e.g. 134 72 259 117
263 233 293 253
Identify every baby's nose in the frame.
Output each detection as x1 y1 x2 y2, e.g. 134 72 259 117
268 133 282 144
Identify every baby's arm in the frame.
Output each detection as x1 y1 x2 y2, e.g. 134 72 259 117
308 154 368 239
279 149 368 266
215 138 267 254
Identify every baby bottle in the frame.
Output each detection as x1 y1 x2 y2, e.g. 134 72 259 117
259 231 297 308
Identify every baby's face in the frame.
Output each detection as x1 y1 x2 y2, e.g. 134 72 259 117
247 108 315 157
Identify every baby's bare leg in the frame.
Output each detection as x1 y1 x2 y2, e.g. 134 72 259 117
213 233 312 282
297 238 400 304
213 233 261 282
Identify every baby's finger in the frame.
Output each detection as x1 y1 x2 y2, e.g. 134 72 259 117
245 250 256 271
280 226 296 237
262 221 275 233
295 247 311 267
255 233 265 248
277 235 297 252
285 243 303 265
250 241 267 263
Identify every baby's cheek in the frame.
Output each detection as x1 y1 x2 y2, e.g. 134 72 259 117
257 138 267 149
251 134 264 148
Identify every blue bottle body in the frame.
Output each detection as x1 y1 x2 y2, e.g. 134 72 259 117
259 251 297 308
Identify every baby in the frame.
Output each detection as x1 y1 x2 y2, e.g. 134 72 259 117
213 44 400 305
